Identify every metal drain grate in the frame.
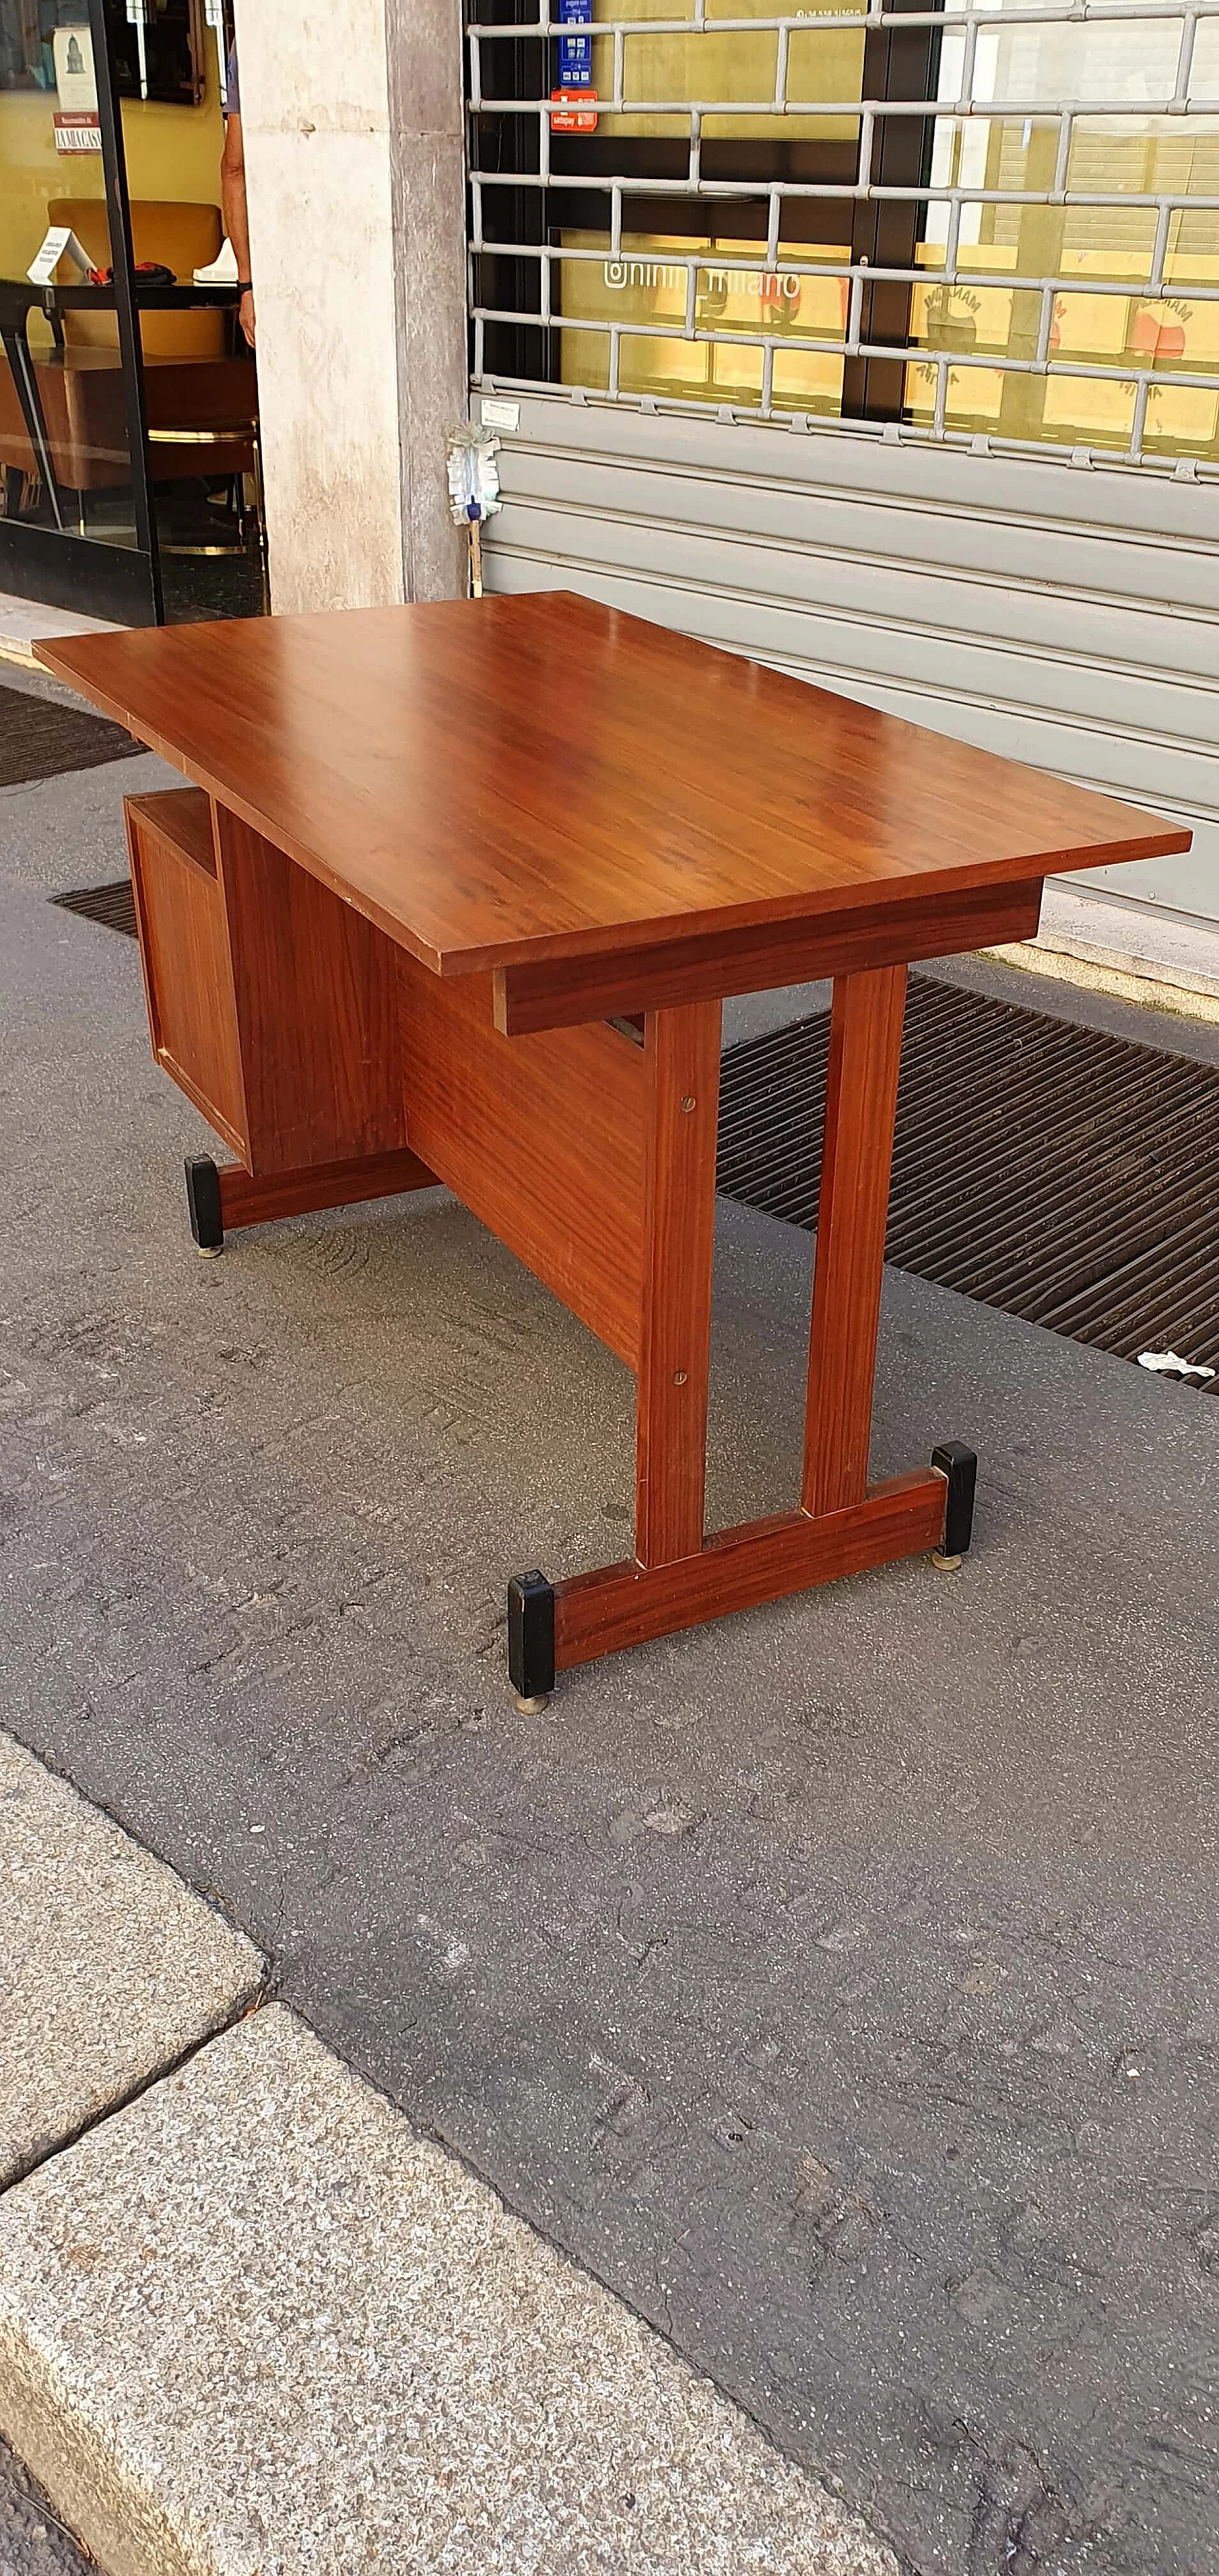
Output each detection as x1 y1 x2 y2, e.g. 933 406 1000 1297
51 881 138 938
718 974 1219 1388
0 679 138 789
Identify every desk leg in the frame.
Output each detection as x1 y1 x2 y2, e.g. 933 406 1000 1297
508 968 976 1700
635 1001 722 1568
508 1000 719 1709
803 964 907 1514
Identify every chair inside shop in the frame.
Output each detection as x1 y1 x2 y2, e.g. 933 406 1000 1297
0 199 257 511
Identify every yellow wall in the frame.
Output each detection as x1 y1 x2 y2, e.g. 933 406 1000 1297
0 90 107 283
907 241 1219 457
560 231 849 411
119 41 226 214
559 225 1219 457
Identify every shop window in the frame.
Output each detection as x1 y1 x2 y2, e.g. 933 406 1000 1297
469 0 1219 466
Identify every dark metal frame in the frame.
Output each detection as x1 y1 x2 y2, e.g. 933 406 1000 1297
89 0 161 613
104 0 210 109
843 0 945 421
0 280 239 620
471 0 551 387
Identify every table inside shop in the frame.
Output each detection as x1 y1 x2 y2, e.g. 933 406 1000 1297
0 279 242 530
37 592 1189 1701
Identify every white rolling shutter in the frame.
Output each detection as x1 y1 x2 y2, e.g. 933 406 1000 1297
480 390 1219 934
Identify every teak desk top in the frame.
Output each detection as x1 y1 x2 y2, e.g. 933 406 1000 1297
38 592 1188 980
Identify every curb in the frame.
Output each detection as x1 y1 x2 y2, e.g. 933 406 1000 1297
0 1742 897 2576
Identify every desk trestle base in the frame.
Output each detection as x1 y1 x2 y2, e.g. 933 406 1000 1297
509 1452 974 1695
510 980 979 1697
185 1148 439 1253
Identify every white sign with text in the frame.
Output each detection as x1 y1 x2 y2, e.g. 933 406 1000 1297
27 226 91 286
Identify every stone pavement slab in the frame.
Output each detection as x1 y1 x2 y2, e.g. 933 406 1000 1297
0 595 117 674
0 1733 264 2186
0 2003 895 2576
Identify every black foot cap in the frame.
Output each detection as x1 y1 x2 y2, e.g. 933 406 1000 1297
508 1569 555 1703
185 1154 224 1253
931 1442 977 1558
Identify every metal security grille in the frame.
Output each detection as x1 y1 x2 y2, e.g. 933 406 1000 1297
467 0 1219 470
717 975 1219 1380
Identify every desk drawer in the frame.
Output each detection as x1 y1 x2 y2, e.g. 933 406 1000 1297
125 789 248 1159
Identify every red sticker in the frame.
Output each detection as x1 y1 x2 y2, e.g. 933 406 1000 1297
550 88 598 132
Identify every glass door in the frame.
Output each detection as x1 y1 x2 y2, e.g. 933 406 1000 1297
0 0 161 619
1 0 261 625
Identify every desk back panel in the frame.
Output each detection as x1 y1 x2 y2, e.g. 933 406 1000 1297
398 955 646 1371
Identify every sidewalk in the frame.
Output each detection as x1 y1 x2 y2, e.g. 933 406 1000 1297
0 1734 890 2576
0 593 118 674
2 675 1216 2574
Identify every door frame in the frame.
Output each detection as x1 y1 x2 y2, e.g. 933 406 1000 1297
0 0 162 625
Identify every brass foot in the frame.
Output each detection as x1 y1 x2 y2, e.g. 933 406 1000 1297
195 1243 225 1260
514 1692 550 1715
931 1549 962 1572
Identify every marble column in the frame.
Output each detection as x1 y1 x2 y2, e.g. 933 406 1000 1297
232 0 467 612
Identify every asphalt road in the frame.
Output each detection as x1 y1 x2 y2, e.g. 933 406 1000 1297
0 2437 92 2573
2 672 1216 2576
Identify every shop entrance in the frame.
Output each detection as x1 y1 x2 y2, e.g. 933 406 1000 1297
0 0 264 625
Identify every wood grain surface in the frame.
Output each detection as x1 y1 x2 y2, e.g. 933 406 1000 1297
397 951 648 1367
493 878 1044 1034
38 594 1189 983
216 1148 437 1231
125 792 247 1158
127 785 215 877
213 806 410 1178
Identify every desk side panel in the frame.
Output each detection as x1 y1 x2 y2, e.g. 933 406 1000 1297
399 959 646 1369
125 793 248 1161
213 806 410 1178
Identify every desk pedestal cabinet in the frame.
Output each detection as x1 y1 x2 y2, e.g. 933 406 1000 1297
125 781 983 1704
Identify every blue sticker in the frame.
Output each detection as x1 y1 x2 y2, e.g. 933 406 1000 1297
558 0 593 90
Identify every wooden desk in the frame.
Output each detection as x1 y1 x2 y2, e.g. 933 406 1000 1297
38 594 1189 1704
